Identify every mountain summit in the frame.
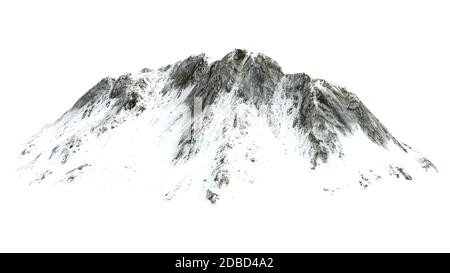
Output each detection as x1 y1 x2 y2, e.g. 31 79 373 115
18 49 437 203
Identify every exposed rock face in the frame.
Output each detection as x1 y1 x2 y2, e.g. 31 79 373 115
164 54 209 93
17 49 437 202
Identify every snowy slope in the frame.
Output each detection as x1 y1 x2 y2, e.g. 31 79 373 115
17 49 438 203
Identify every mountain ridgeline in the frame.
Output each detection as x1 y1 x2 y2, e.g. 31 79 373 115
18 49 437 203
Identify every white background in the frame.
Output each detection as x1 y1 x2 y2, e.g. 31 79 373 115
0 0 449 252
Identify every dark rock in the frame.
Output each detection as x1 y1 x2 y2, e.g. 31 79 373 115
164 54 209 93
110 74 133 99
206 190 219 204
72 77 115 109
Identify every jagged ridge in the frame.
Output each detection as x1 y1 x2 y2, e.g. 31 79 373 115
18 49 437 203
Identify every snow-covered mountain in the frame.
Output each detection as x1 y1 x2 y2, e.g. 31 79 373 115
17 49 437 203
